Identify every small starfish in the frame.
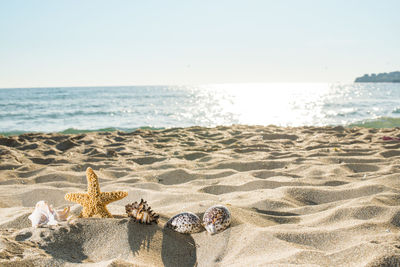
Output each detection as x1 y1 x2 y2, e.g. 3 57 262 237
65 167 128 218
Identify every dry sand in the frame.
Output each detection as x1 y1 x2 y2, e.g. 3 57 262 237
1 125 400 266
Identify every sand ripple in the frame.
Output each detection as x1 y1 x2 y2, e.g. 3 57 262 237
1 125 400 266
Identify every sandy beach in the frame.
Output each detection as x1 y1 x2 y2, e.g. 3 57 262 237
1 125 400 266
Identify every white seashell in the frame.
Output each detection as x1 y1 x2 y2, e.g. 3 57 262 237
203 205 231 235
165 212 203 234
28 201 70 227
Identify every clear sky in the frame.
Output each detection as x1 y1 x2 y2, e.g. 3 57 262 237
0 0 399 87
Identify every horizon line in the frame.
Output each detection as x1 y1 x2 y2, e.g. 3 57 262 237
0 81 354 90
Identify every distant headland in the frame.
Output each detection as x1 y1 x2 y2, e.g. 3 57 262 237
355 71 400 83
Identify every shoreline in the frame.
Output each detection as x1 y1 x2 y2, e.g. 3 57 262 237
2 116 400 137
1 125 400 266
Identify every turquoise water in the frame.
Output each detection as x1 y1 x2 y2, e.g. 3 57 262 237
1 83 400 135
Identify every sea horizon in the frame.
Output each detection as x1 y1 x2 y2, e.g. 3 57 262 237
4 80 400 90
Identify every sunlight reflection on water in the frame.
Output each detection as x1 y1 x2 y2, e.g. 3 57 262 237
191 83 339 126
1 83 400 133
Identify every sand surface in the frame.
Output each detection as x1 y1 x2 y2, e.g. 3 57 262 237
1 125 400 266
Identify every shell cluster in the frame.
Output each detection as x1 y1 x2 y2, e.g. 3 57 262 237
28 168 231 236
28 200 70 228
166 205 231 235
125 199 159 224
165 212 203 234
203 205 231 235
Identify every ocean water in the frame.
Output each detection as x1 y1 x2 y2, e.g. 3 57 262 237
1 83 400 135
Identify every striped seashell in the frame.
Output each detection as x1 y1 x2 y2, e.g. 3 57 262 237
125 199 159 224
203 205 231 235
165 212 203 234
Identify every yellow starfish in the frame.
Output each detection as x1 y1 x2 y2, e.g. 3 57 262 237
65 167 128 218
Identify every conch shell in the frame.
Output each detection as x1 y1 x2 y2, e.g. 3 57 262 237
28 200 70 227
125 199 159 224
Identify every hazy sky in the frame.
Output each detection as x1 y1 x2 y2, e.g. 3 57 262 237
0 0 399 87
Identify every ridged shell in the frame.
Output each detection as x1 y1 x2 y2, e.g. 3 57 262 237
125 199 159 224
28 200 70 228
165 212 203 234
203 205 231 235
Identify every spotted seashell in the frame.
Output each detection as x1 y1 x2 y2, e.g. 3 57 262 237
125 199 159 224
165 212 203 234
203 205 231 235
